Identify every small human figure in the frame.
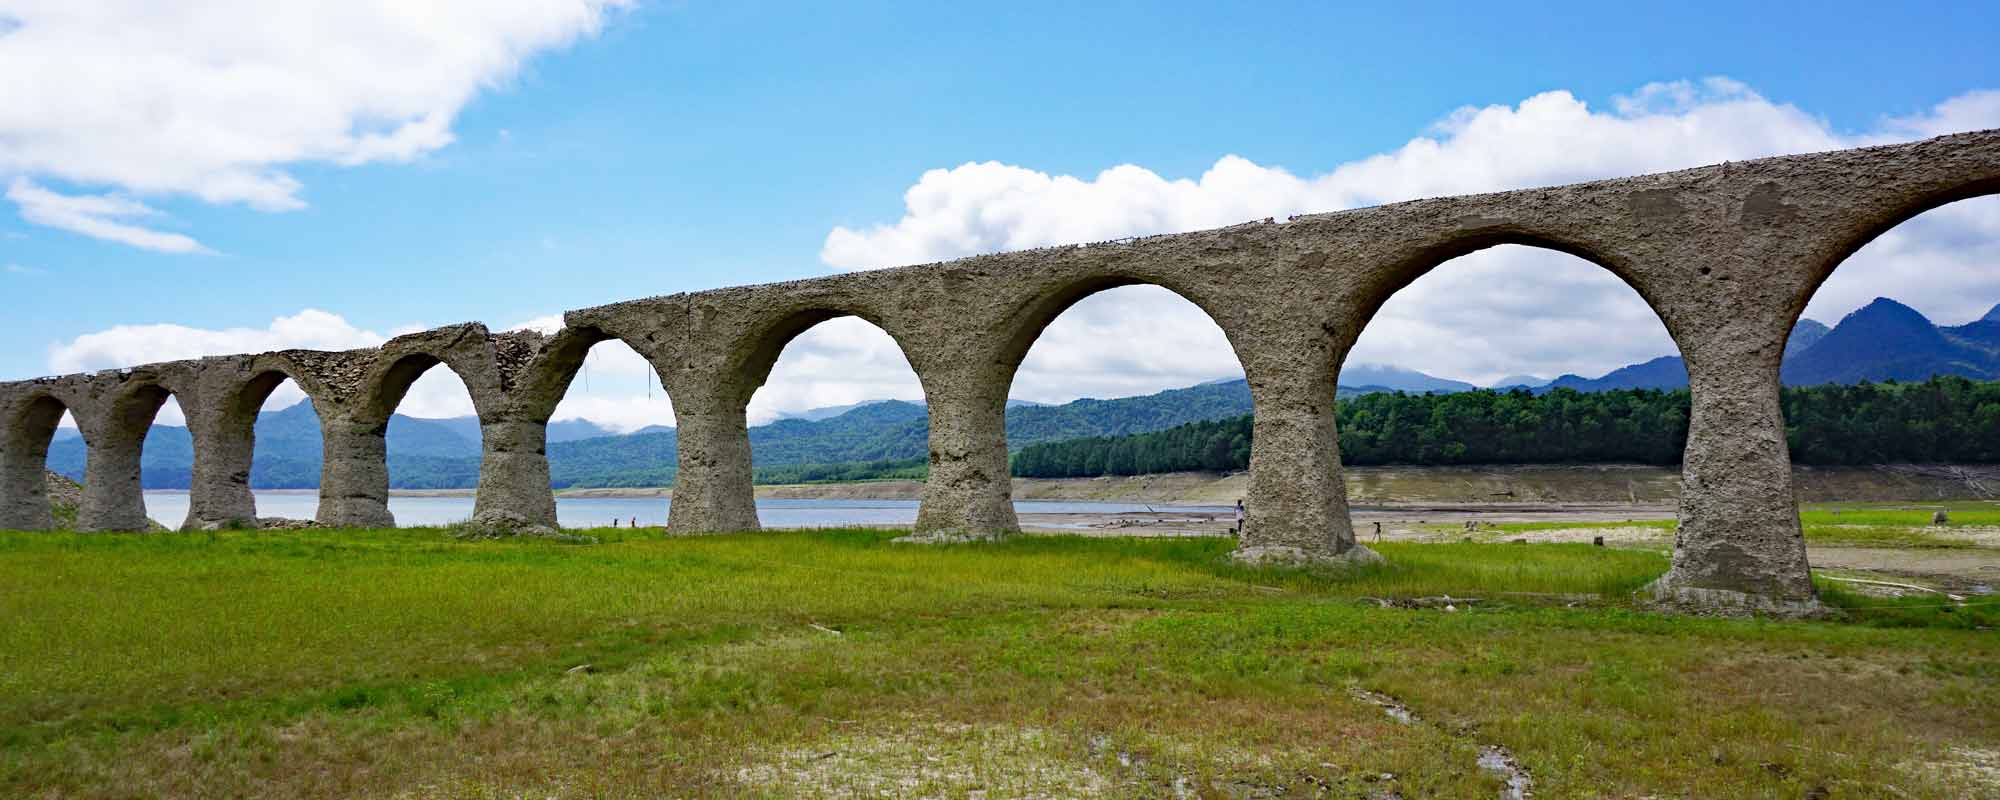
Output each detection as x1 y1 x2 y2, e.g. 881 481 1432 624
630 516 639 529
612 518 620 528
1373 521 1383 542
1233 499 1245 534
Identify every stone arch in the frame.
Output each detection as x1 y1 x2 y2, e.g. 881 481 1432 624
902 271 1255 540
190 364 339 529
992 273 1254 396
515 323 680 528
1787 178 2000 336
0 390 78 530
514 325 627 423
722 303 930 411
354 351 490 428
87 377 188 530
1343 237 1688 452
1342 228 1680 364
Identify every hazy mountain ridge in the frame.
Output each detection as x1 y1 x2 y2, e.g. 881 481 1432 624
1541 300 1995 392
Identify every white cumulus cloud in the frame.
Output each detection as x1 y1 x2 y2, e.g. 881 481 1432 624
822 79 2000 390
0 0 630 250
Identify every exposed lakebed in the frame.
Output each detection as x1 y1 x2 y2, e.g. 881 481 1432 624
139 490 1232 530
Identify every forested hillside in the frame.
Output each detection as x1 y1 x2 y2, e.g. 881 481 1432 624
1009 376 2000 478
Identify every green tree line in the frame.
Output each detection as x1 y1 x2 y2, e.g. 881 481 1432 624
1009 377 2000 478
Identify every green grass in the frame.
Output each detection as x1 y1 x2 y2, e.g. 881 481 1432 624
1801 502 2000 527
1479 519 1677 533
1473 512 1991 549
1 528 1995 798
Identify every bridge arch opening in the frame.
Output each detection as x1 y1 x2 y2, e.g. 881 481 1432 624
1342 243 1687 501
539 329 678 525
743 312 928 487
1785 194 2000 467
103 382 181 528
360 355 486 523
1002 283 1250 481
223 372 328 522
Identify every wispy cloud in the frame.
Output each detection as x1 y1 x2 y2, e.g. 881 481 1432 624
6 178 211 254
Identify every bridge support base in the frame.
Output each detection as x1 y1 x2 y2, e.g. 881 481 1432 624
470 418 558 532
667 403 760 534
912 381 1018 541
316 415 395 529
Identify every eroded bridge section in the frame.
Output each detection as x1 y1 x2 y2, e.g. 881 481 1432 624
6 131 1999 615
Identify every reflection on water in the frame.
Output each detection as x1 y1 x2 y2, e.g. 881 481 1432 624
140 491 1227 529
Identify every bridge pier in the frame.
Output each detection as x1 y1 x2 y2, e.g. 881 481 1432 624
667 394 760 534
183 408 260 530
77 418 154 532
1652 340 1821 615
0 395 69 531
316 414 394 528
913 375 1019 539
471 417 558 530
1235 363 1376 565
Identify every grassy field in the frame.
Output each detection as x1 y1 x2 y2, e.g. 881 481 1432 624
1465 504 2000 549
1 528 1996 798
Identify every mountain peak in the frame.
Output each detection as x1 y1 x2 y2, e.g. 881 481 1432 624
1851 296 1926 320
1982 304 2000 323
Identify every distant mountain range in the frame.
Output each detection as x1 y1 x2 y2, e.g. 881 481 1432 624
46 297 2000 490
1535 298 2000 392
46 380 1266 490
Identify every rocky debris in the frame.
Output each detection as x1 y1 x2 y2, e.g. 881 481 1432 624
447 518 596 544
41 471 166 531
1353 687 1534 799
890 530 1010 545
258 517 318 530
1476 745 1534 800
1359 595 1480 611
1350 688 1418 725
43 470 82 522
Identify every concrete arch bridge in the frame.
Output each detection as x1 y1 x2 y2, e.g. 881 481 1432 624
5 130 1998 615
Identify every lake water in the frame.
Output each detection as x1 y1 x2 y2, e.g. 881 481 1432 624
140 491 1228 529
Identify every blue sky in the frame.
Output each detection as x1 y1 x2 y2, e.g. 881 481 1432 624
4 1 1999 427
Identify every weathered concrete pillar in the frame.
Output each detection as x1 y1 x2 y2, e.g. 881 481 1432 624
316 414 394 528
0 449 54 531
667 392 759 534
913 370 1019 538
0 395 68 531
183 414 259 529
471 416 557 530
1234 360 1378 565
76 420 154 532
1651 340 1819 615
